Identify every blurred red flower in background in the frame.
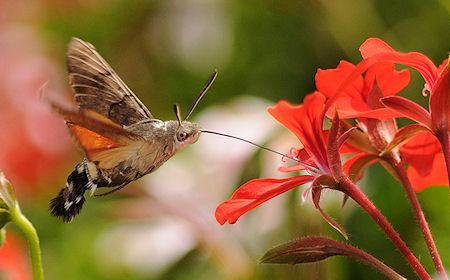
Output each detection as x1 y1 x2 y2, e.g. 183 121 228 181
0 28 72 193
0 233 31 280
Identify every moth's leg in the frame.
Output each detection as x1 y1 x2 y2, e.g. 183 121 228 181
94 183 128 197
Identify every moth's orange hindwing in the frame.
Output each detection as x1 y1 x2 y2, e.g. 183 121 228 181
67 123 123 156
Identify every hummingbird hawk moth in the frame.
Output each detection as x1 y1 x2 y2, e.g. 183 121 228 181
48 38 217 222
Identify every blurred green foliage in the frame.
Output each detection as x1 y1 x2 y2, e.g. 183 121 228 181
2 0 449 279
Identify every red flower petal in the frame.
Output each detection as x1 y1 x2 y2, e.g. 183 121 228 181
401 131 443 180
349 108 401 120
278 165 304 173
359 38 438 92
364 62 410 97
316 61 365 100
429 60 450 132
381 96 432 129
316 61 369 119
215 175 314 224
406 151 448 192
268 93 329 172
400 131 448 191
317 60 409 119
324 57 384 113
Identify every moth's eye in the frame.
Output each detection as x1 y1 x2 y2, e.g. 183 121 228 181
177 132 188 141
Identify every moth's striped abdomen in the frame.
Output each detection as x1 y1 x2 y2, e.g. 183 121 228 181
50 160 98 222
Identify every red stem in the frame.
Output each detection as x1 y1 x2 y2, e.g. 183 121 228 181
339 242 406 280
389 158 448 280
329 238 407 280
339 176 431 280
438 130 450 187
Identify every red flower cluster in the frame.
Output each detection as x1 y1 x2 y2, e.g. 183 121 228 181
363 38 450 191
216 38 450 224
216 37 450 279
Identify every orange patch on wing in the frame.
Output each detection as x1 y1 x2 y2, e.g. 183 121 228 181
67 123 122 158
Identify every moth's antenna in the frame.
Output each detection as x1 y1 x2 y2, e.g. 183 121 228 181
173 103 182 127
184 70 218 121
200 130 319 171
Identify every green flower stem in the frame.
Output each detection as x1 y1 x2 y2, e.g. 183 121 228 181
10 204 44 280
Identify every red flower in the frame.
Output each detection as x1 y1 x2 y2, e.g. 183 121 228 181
315 60 403 180
0 233 31 280
317 38 449 191
359 38 450 134
216 92 353 236
0 28 72 192
356 38 450 190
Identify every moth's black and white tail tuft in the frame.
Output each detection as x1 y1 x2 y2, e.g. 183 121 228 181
50 161 96 222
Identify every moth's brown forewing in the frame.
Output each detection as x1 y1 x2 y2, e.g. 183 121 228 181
67 38 153 125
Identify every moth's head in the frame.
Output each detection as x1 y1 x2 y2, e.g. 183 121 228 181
171 103 201 149
175 121 201 145
168 120 200 152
